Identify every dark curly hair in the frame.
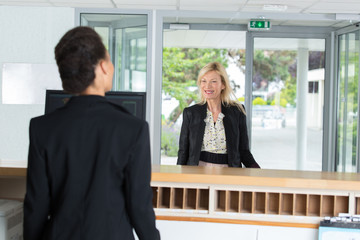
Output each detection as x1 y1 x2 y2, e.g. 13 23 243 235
55 26 107 94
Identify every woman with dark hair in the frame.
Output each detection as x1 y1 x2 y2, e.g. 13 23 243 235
177 62 260 168
24 26 160 240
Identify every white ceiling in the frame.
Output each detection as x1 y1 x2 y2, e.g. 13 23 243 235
1 0 359 28
0 0 357 11
1 0 360 17
2 0 359 50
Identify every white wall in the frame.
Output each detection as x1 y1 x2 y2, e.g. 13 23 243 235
0 6 75 166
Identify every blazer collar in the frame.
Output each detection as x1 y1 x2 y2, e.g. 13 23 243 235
200 103 207 119
201 102 229 117
66 95 107 107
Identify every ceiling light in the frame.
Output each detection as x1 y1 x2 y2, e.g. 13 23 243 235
335 14 360 21
169 23 190 30
263 4 288 12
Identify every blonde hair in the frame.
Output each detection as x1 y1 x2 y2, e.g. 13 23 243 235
197 62 246 114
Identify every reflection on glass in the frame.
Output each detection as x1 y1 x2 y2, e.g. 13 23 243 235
94 27 109 49
81 14 147 92
336 32 359 173
251 38 325 171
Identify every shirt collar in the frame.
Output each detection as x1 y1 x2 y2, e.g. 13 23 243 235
204 109 225 123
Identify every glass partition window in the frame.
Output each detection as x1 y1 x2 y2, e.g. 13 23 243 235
80 14 147 92
251 38 325 171
161 28 246 165
336 32 359 173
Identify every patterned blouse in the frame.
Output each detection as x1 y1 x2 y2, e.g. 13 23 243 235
201 109 227 154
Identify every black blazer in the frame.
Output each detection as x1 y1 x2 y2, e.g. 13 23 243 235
177 103 260 168
24 95 160 240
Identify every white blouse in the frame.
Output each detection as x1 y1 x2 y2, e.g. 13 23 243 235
201 109 227 154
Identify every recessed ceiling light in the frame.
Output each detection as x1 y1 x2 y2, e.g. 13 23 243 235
169 23 190 30
263 4 288 12
335 13 360 21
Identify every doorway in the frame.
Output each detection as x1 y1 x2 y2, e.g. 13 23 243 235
250 37 325 171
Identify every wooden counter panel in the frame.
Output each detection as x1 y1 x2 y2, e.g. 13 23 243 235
151 166 360 225
151 165 360 191
0 167 26 177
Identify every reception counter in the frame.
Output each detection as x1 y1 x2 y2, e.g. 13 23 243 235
1 165 360 229
151 165 360 229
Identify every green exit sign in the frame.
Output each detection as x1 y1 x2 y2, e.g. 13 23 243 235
248 20 271 31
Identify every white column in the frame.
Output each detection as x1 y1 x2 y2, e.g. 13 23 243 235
296 42 309 170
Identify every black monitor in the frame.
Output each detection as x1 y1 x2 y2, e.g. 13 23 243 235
44 90 146 121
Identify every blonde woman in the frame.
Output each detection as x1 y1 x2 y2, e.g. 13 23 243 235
177 62 260 168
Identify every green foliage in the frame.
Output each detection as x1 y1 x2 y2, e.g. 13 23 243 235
161 131 179 157
252 97 266 105
161 121 179 157
281 75 297 106
253 50 297 89
228 49 298 106
352 121 358 162
270 98 288 108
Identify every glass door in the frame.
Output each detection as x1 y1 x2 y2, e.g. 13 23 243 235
113 20 147 91
251 38 326 171
336 31 359 173
80 14 147 92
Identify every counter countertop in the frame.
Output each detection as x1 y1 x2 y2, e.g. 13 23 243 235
2 165 360 191
151 165 360 191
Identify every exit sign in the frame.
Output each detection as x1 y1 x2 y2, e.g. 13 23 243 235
248 20 271 31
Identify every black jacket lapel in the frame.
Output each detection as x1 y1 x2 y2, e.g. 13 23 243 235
222 105 235 162
193 104 207 163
